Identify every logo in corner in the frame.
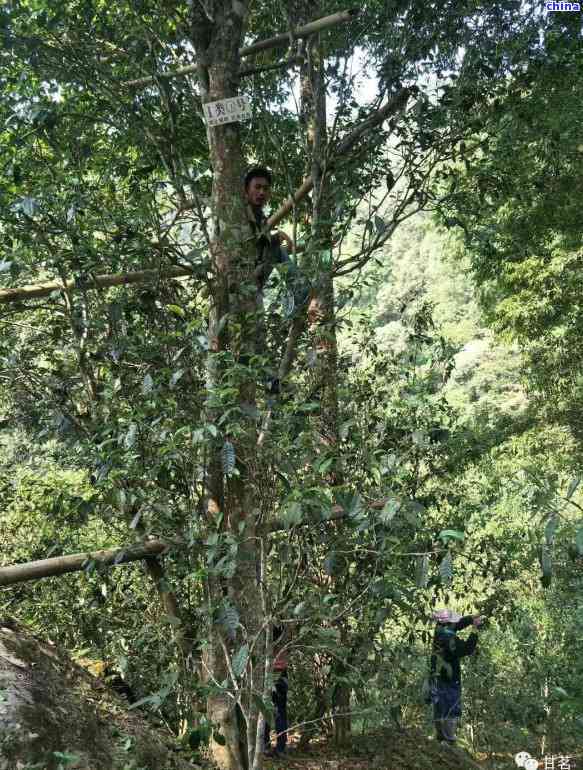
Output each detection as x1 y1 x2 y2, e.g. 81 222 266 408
515 753 539 770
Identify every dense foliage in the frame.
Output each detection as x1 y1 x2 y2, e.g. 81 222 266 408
1 1 583 769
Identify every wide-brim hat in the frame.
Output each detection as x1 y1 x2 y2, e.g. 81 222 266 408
433 608 461 624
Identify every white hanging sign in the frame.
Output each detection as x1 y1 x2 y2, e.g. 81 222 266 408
203 96 252 127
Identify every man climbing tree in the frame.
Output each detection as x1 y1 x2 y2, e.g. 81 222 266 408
245 166 294 267
244 165 308 393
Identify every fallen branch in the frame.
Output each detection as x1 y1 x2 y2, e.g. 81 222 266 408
122 10 359 89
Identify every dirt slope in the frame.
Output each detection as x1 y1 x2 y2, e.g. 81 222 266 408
0 618 198 770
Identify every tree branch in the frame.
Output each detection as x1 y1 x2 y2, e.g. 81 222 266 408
0 499 392 587
266 87 413 230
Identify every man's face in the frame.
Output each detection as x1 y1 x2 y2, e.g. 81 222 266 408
245 176 271 209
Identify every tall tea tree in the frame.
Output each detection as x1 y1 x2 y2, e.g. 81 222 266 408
0 1 563 769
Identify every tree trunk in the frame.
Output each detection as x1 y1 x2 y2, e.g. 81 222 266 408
189 3 267 768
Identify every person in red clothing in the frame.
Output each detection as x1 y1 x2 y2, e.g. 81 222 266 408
264 627 289 756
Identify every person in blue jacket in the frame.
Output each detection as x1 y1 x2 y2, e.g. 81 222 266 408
430 608 483 745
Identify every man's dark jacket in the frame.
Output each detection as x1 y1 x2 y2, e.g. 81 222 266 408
248 205 289 289
430 615 478 685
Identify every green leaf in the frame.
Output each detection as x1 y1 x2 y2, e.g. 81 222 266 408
192 429 205 444
52 753 80 766
217 605 239 635
411 430 427 446
129 509 142 530
339 420 354 440
169 369 185 388
575 527 583 556
281 290 295 318
438 529 465 542
297 402 320 412
16 196 39 217
231 644 249 678
544 515 558 546
124 423 137 449
347 493 363 518
315 627 340 644
166 304 186 318
540 544 552 578
282 502 303 527
400 500 423 528
566 477 580 500
379 498 400 525
415 554 429 588
318 457 334 474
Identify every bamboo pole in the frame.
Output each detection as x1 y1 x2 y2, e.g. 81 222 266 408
0 500 390 588
0 540 167 587
0 265 200 305
122 10 359 89
239 55 305 79
0 88 412 307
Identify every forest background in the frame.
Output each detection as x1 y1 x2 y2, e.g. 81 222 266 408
1 1 583 769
